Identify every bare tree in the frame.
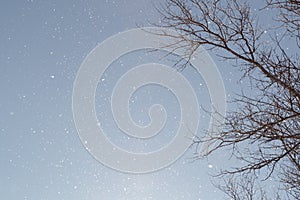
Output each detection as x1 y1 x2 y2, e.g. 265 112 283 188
155 0 300 199
215 173 282 200
266 0 300 45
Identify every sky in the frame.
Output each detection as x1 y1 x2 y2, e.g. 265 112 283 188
0 0 282 199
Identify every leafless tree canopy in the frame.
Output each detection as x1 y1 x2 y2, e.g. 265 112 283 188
156 0 300 199
216 173 282 200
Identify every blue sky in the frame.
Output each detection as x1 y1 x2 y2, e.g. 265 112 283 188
0 0 281 199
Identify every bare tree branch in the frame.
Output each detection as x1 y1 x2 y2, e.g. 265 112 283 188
155 0 300 199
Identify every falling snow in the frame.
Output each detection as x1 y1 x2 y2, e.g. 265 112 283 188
0 0 278 199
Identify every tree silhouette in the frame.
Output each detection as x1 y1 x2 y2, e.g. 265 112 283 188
156 0 300 199
215 173 283 200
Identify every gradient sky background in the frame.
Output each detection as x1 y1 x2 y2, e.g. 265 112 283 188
0 1 284 199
